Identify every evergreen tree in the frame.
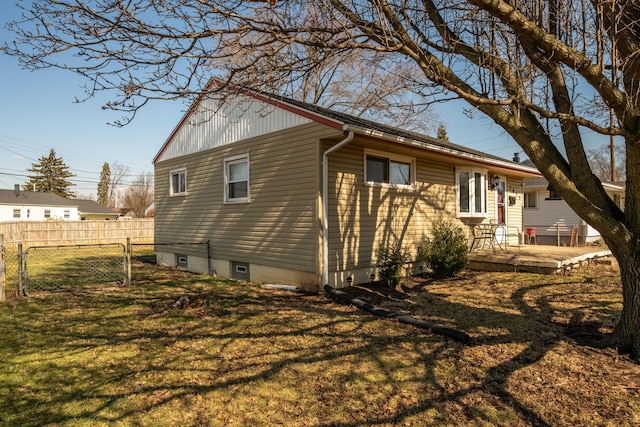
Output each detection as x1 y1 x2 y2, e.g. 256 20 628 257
24 148 76 198
97 162 111 206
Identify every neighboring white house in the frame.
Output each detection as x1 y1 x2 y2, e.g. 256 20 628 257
523 177 625 245
0 186 79 222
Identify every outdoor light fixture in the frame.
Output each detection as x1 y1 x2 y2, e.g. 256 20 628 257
490 175 500 189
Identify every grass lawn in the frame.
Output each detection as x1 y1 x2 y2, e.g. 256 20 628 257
0 260 638 426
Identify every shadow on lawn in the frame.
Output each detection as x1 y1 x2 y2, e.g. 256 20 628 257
0 267 630 426
337 273 625 427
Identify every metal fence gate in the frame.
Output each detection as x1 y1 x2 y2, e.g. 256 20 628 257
21 243 127 295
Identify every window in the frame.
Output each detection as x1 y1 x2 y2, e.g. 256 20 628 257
456 169 487 217
365 151 414 187
547 189 561 199
64 210 70 219
13 209 20 219
26 209 31 219
170 168 187 196
224 154 250 203
524 191 537 208
44 209 51 219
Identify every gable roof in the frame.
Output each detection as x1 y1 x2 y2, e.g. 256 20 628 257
0 189 75 207
155 82 540 177
73 199 119 216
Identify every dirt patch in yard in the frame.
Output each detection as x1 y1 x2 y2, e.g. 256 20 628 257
334 263 640 425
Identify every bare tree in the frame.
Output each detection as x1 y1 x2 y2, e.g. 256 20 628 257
108 162 130 209
588 144 626 182
122 172 154 218
4 0 640 357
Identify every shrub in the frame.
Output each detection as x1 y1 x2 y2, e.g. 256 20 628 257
417 221 469 278
374 243 410 287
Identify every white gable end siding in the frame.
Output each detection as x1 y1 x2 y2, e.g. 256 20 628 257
156 96 314 163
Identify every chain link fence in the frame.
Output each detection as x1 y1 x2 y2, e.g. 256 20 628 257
0 236 210 298
1 239 19 298
22 243 126 294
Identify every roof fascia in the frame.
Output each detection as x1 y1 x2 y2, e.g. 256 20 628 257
345 124 541 178
152 80 539 178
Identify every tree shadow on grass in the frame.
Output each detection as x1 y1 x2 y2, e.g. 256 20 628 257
0 267 635 426
338 272 630 426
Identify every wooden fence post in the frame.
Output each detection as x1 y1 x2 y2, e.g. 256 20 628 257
0 234 5 300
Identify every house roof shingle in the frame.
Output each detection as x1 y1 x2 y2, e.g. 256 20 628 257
73 199 120 216
155 82 541 177
0 190 119 216
0 189 75 207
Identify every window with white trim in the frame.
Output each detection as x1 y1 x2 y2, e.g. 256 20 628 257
13 209 20 219
365 150 414 187
44 209 51 219
524 191 537 208
456 169 487 217
64 210 70 219
170 168 187 196
224 154 250 203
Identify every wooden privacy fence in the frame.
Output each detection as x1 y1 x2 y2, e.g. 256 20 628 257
0 219 153 246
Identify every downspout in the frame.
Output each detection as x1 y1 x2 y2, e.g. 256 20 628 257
322 130 355 288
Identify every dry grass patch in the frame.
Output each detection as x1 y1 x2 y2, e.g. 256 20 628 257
0 260 638 426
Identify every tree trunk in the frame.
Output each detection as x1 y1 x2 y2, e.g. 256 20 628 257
608 250 640 358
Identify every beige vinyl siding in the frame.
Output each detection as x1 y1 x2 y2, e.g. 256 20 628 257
502 176 524 245
155 122 337 273
326 138 460 273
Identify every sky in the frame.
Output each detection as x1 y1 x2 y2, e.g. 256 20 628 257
0 2 611 199
0 2 187 198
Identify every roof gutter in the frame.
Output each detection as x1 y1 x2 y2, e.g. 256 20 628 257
322 130 354 288
345 124 540 177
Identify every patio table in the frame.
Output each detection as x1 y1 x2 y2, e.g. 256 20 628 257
470 223 498 251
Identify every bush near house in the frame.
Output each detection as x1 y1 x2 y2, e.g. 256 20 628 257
374 243 410 287
417 220 468 278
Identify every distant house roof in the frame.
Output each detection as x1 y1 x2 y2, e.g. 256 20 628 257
73 199 119 216
524 176 625 192
0 189 75 207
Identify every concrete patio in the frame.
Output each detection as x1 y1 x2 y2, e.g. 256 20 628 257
467 244 613 274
